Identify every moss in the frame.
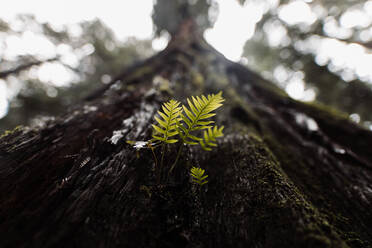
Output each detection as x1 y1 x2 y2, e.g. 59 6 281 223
174 53 192 68
258 78 290 99
261 128 372 248
126 65 154 82
0 125 23 139
190 70 205 92
226 87 265 135
300 101 349 121
304 234 332 247
208 73 229 89
195 134 349 247
341 232 367 248
296 95 372 165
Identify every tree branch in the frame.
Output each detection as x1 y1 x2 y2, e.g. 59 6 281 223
0 57 59 79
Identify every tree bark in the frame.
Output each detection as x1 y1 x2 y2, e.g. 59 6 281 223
1 27 372 248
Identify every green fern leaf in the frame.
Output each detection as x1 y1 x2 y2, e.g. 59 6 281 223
199 126 224 151
190 166 208 186
152 99 182 144
178 92 224 145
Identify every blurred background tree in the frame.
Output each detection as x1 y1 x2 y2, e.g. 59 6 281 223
1 0 371 131
152 0 218 35
240 0 372 127
0 15 154 131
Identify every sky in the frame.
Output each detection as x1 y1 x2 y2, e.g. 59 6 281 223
0 0 261 60
0 1 153 40
0 0 372 119
0 0 265 118
0 0 370 70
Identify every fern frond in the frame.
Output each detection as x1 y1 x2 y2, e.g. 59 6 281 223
199 126 224 151
152 99 182 144
178 92 224 144
190 167 208 186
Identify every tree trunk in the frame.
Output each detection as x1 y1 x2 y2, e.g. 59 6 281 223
1 25 372 248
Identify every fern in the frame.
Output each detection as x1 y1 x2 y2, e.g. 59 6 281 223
177 92 224 145
168 92 225 174
190 167 208 186
134 92 225 183
200 126 224 151
152 99 182 144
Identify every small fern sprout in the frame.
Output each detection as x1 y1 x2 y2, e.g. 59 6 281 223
169 92 225 174
200 126 224 151
177 91 224 145
152 99 182 144
129 92 225 184
151 99 182 182
190 167 208 186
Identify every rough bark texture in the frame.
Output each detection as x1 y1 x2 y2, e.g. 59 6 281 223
1 25 372 248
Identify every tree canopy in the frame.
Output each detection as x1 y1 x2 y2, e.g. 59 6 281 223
240 0 372 125
1 0 371 131
0 15 153 131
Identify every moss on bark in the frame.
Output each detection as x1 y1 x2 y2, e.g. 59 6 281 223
1 29 372 248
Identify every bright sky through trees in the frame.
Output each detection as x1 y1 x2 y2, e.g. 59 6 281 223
0 0 372 118
0 0 259 60
1 0 371 67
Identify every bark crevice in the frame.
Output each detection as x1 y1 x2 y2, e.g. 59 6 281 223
1 33 372 248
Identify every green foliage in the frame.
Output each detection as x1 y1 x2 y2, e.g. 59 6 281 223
0 125 23 139
150 92 225 150
200 126 224 151
241 0 372 124
152 99 182 144
0 16 154 132
190 167 208 186
177 92 224 146
128 92 225 184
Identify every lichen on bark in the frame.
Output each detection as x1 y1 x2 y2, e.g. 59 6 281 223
1 24 372 248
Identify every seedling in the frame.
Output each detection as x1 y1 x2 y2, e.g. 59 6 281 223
190 167 208 186
128 92 224 184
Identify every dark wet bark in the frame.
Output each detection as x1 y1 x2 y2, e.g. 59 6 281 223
1 26 372 248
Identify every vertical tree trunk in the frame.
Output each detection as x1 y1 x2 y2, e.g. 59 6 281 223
1 26 371 248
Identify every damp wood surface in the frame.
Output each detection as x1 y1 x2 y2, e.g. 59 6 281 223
0 28 372 248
